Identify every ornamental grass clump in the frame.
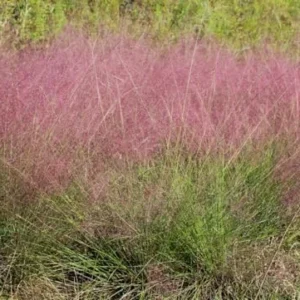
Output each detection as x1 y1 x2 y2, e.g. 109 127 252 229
0 34 299 192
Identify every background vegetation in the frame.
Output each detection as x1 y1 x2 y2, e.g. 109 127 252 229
0 0 300 50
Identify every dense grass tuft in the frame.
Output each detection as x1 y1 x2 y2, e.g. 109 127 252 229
1 144 300 298
0 35 300 298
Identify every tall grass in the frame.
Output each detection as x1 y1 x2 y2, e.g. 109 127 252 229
1 34 299 189
0 34 300 298
1 144 299 298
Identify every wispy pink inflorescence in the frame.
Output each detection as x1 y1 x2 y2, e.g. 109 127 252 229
0 33 299 191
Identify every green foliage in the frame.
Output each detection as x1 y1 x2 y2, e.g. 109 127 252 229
0 0 299 49
111 146 283 275
0 144 299 298
0 0 64 44
206 0 300 49
0 0 121 46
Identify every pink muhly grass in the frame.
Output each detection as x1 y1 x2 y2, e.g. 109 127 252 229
0 33 299 192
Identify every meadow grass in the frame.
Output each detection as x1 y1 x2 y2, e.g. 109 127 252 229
0 33 300 298
0 143 300 299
